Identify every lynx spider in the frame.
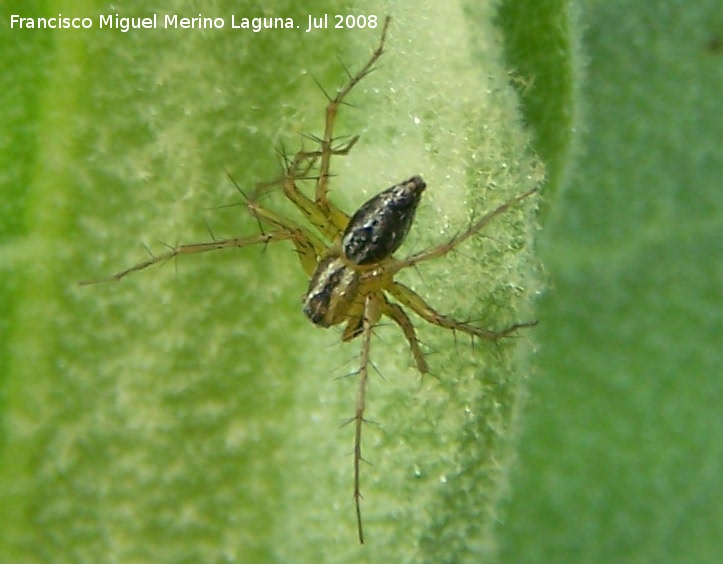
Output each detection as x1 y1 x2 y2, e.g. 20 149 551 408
81 16 539 543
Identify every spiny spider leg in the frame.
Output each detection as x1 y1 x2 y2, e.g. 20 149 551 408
379 295 429 373
229 170 327 270
245 199 326 275
390 186 539 274
294 135 360 233
353 293 381 544
251 147 317 202
248 17 389 245
79 179 329 286
282 154 348 242
78 231 300 286
252 146 345 243
315 16 391 213
389 281 538 341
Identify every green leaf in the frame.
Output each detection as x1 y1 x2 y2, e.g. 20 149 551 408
497 0 723 562
1 2 543 562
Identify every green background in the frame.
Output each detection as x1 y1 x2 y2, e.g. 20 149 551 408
1 0 721 562
499 1 722 562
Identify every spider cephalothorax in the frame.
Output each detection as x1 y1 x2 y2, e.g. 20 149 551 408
80 17 539 543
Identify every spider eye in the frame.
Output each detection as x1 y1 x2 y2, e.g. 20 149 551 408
302 256 360 327
342 176 426 265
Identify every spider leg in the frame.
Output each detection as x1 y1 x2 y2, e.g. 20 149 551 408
249 18 390 243
379 294 429 374
283 158 349 239
253 148 349 242
388 281 537 341
341 304 365 342
390 186 539 273
352 293 381 544
245 199 325 275
315 16 391 215
295 137 359 232
78 231 304 285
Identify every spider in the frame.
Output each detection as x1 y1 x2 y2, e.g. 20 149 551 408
80 16 539 544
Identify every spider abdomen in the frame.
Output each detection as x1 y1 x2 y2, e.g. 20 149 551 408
341 176 426 265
